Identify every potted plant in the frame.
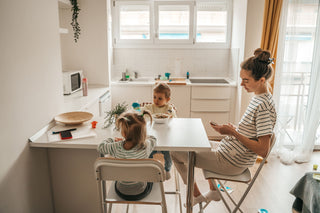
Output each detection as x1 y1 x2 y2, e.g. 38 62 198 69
104 102 128 128
70 0 81 42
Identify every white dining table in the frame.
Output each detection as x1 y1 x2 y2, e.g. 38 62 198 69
29 117 211 213
149 118 211 213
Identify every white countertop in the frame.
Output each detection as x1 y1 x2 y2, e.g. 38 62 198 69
111 77 237 87
29 118 211 152
63 85 109 112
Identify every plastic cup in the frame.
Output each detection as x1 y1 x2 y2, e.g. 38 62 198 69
313 164 318 171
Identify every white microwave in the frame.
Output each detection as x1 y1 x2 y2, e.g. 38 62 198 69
63 70 83 95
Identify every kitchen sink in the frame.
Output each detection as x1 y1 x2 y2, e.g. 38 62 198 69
189 79 229 84
129 77 153 82
119 77 153 82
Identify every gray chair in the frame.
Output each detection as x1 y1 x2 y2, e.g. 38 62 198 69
200 134 276 213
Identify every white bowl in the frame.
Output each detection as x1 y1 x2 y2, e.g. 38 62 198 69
153 113 170 124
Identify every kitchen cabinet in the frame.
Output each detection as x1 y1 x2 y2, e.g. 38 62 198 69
111 84 153 108
190 85 236 137
170 85 191 118
99 90 111 118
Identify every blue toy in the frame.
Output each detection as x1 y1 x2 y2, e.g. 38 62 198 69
132 102 141 112
217 184 233 193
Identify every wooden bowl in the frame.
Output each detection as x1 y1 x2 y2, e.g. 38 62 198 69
54 111 93 125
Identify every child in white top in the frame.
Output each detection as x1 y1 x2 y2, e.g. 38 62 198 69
143 83 177 118
143 83 177 180
98 110 156 201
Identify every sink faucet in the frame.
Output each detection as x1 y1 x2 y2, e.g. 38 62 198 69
134 71 138 79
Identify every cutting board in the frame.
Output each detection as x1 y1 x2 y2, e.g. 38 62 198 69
155 78 187 85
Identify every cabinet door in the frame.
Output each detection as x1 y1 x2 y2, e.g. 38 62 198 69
170 85 191 118
99 91 111 117
191 99 230 112
192 86 231 99
111 84 153 108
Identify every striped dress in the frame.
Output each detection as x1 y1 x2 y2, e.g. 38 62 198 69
217 93 277 168
98 135 157 195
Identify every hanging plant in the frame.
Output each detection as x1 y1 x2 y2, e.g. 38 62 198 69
70 0 81 42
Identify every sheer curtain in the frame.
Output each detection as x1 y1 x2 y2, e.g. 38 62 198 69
273 0 320 164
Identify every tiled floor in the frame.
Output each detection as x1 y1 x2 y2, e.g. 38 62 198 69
108 151 320 213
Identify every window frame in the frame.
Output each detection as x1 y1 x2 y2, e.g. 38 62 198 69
193 0 232 48
154 1 194 45
113 0 154 46
112 0 232 48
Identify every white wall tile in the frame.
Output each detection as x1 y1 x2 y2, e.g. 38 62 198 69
111 48 239 81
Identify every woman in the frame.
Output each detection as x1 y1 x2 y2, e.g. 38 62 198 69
171 48 277 205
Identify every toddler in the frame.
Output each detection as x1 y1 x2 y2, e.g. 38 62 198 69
98 110 156 201
143 83 177 180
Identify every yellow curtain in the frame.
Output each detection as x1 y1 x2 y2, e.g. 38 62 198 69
260 0 283 93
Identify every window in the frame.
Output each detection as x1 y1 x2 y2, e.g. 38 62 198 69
276 0 319 145
119 5 150 39
113 1 153 44
154 2 194 44
112 0 232 47
196 1 229 43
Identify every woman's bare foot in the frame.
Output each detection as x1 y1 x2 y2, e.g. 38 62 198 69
204 190 221 201
184 194 208 207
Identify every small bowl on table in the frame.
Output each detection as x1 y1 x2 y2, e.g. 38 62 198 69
153 113 170 124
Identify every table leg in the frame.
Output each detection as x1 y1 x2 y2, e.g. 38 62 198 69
186 151 195 213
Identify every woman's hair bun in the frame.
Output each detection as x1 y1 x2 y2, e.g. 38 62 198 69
254 48 271 62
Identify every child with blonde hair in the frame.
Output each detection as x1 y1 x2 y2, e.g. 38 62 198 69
143 83 177 180
98 110 156 200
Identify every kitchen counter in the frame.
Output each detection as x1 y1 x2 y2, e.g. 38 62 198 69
111 77 237 87
28 85 111 213
28 85 110 146
63 85 109 112
28 116 112 149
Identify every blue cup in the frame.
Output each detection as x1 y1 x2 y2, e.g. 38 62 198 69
165 73 171 79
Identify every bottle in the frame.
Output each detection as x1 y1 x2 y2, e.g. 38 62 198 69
125 69 130 80
82 77 88 96
186 71 190 79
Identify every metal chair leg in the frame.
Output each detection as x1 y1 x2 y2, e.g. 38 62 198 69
174 166 183 213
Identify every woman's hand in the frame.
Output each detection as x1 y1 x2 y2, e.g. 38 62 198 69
210 123 237 136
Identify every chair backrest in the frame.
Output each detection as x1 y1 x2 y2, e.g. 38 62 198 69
250 133 276 181
94 157 166 182
262 132 276 161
